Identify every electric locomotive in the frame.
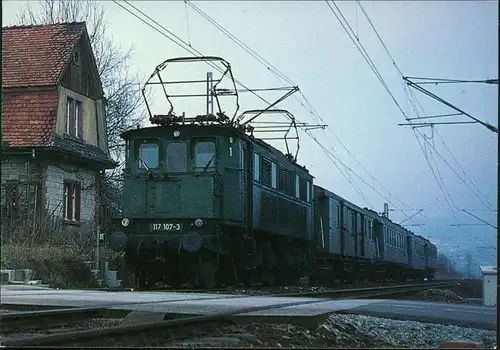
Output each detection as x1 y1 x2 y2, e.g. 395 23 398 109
108 57 321 289
108 56 440 289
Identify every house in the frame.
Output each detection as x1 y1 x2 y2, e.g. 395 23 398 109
1 22 116 245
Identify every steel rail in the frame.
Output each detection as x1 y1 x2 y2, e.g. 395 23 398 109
277 280 460 298
0 298 330 347
0 280 462 347
0 307 106 332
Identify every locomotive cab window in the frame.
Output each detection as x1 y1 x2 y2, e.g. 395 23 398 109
138 140 159 169
166 142 187 172
194 140 216 172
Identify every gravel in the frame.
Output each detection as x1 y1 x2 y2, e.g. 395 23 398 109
77 313 494 348
1 318 124 339
404 288 466 304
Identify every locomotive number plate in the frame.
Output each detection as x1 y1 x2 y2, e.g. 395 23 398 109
151 223 182 232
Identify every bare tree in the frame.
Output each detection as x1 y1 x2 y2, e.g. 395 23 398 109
16 0 147 227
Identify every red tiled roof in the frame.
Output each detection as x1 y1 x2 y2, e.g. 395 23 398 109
2 22 86 88
2 91 59 147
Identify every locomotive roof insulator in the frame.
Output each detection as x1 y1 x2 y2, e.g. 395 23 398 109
151 113 185 126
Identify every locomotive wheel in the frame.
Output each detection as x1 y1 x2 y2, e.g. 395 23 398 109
261 271 276 287
240 269 259 288
138 271 155 290
196 261 217 289
217 259 239 287
166 273 186 289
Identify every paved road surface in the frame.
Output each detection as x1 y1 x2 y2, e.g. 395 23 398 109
0 285 495 329
339 299 496 330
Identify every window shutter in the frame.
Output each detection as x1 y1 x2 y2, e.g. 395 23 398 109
74 184 81 222
77 102 84 139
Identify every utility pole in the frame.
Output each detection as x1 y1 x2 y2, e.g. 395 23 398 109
466 253 473 279
498 12 500 271
383 203 425 226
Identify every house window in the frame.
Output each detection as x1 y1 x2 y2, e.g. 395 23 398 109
5 181 21 219
306 181 311 202
66 97 83 138
63 181 81 222
73 50 80 65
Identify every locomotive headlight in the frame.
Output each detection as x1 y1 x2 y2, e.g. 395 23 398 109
173 130 180 138
121 218 130 227
194 219 204 227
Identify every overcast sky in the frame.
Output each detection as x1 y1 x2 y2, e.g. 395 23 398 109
3 0 498 272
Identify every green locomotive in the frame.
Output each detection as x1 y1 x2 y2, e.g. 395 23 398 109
109 57 315 288
108 56 440 289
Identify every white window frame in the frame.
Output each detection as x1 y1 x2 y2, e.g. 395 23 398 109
66 97 73 135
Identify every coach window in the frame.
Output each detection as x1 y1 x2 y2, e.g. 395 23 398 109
306 181 311 202
337 206 341 228
194 140 216 172
295 175 300 198
271 162 277 188
254 153 260 181
138 140 159 169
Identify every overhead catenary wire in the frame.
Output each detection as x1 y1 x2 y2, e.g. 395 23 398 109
113 0 276 109
350 1 496 249
113 0 379 210
331 1 489 256
185 0 424 223
325 0 441 223
114 0 495 263
117 0 476 238
352 0 494 214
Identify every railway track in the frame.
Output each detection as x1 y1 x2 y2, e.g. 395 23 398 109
93 278 458 295
0 280 460 347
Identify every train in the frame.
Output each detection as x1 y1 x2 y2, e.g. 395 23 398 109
108 56 439 289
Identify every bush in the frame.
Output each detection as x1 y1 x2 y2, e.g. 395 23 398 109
0 244 100 289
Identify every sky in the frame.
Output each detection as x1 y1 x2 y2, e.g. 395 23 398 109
2 0 498 273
